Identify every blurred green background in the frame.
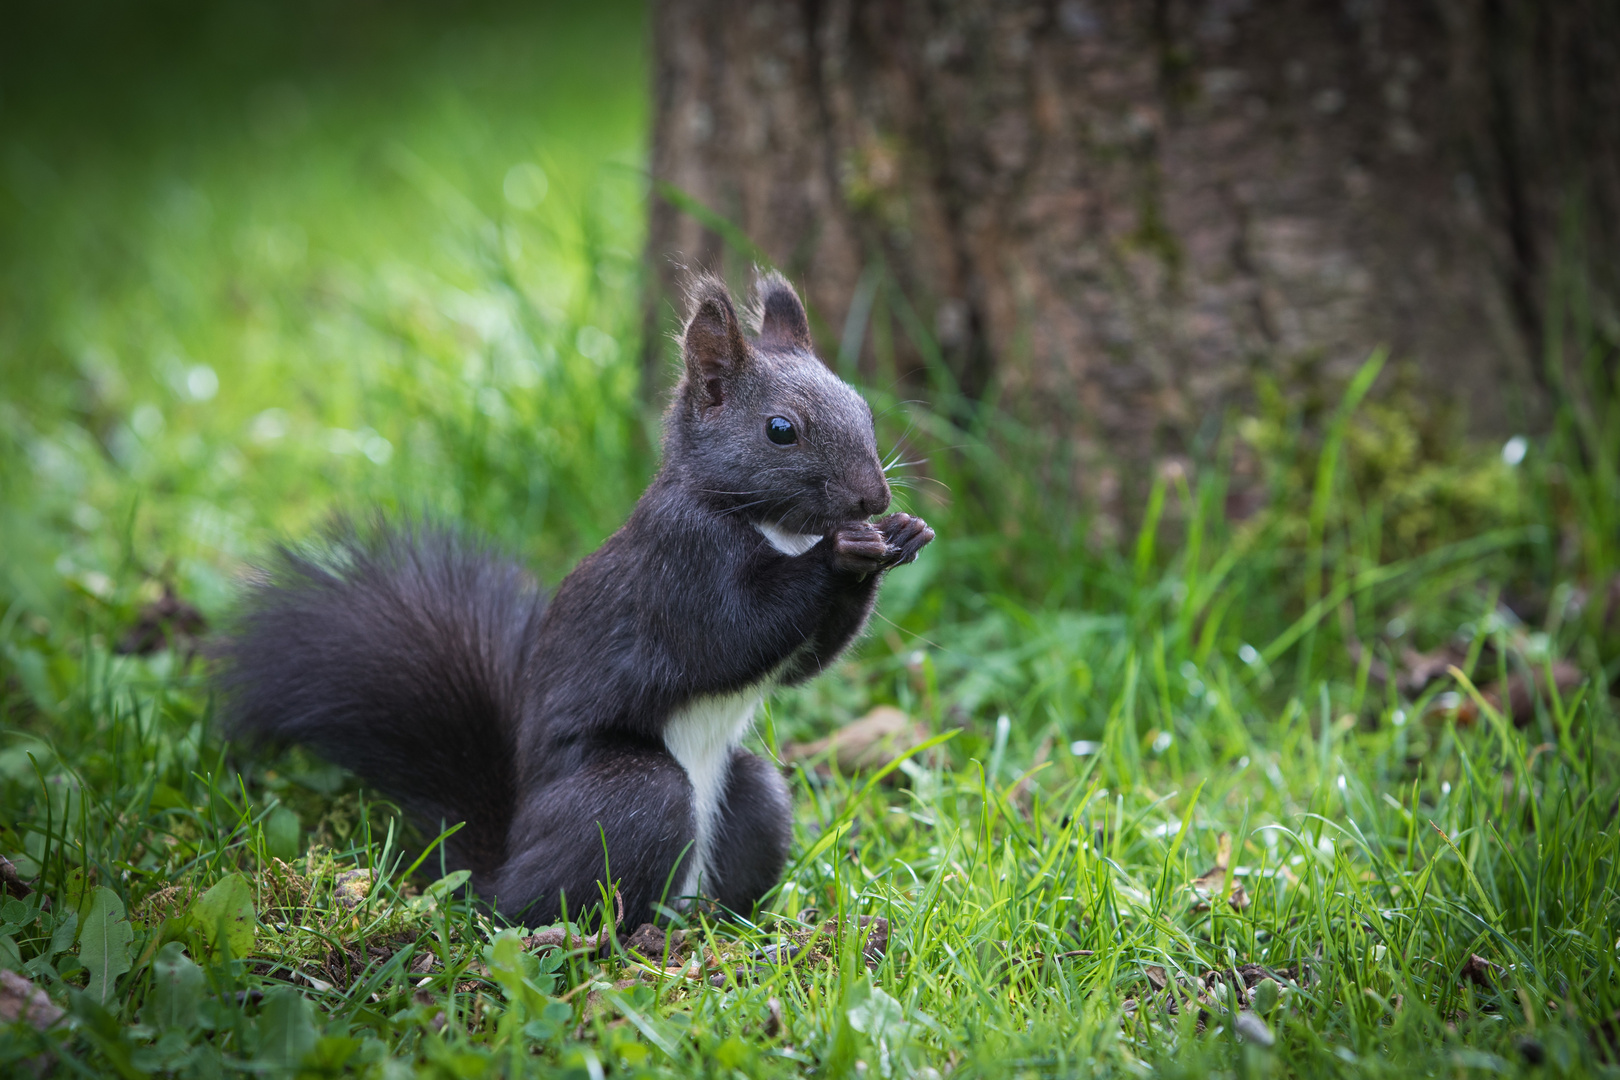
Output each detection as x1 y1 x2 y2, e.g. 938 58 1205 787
2 0 650 628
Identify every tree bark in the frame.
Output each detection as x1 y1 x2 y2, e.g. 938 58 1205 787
645 0 1617 467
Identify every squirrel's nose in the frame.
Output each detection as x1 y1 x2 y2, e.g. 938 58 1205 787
857 471 891 517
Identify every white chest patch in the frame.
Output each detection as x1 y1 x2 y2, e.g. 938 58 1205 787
755 521 823 557
663 687 765 901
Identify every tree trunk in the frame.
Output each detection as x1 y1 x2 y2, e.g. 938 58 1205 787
645 0 1617 469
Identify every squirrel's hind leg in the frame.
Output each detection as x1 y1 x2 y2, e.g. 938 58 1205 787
490 741 696 929
705 750 793 916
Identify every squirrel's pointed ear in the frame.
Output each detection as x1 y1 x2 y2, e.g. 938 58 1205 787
681 276 749 408
755 271 812 351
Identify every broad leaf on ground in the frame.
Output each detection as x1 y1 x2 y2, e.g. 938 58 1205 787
144 941 205 1033
189 874 255 960
255 986 318 1068
79 886 133 1004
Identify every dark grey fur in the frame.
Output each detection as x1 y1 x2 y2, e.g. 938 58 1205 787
216 272 934 927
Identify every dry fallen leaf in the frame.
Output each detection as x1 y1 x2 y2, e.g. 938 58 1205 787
1465 660 1583 727
1190 832 1248 910
781 706 932 776
1354 622 1585 730
1459 953 1502 987
1398 644 1470 695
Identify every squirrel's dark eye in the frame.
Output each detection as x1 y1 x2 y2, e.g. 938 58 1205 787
766 416 798 445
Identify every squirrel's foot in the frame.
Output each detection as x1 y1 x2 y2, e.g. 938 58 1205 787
832 520 890 576
876 513 935 567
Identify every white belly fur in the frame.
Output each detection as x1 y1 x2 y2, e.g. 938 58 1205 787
663 687 765 901
755 521 823 557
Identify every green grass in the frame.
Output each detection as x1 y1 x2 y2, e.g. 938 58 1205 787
4 3 1620 1077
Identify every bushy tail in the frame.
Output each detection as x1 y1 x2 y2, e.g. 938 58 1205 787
215 519 544 880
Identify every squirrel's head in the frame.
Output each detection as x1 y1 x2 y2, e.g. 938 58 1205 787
668 272 889 533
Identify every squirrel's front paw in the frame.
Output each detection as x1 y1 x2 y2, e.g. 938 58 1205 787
832 521 890 576
877 512 935 567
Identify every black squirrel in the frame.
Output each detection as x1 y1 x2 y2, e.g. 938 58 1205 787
217 272 934 928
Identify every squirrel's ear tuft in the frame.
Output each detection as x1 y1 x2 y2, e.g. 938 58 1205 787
754 271 812 351
682 275 749 407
